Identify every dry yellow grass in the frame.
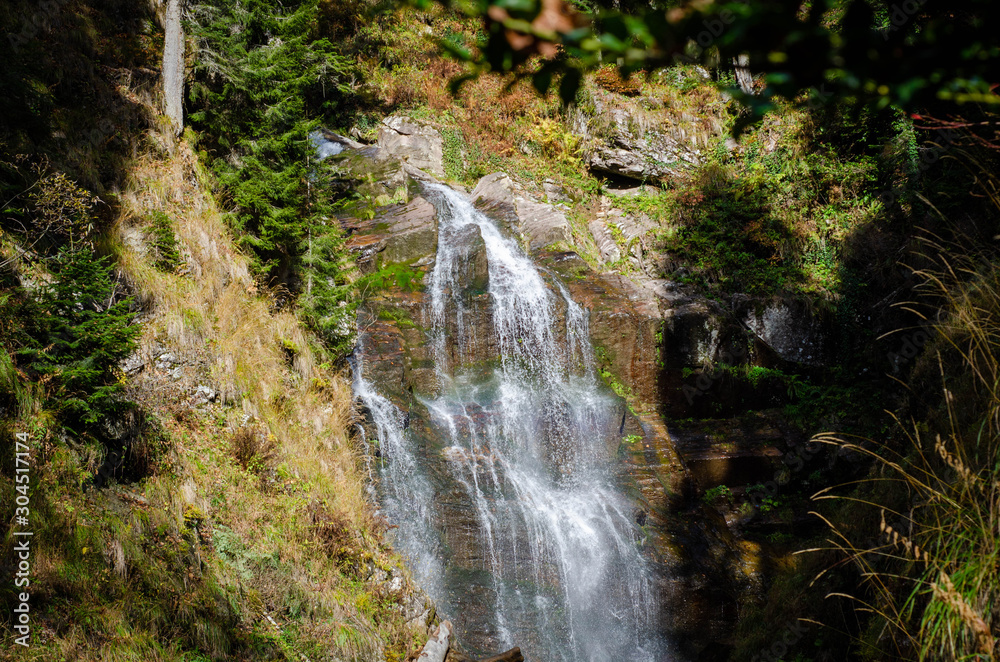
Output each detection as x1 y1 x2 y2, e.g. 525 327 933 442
61 113 427 660
114 139 371 527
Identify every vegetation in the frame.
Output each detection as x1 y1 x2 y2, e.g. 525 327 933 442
0 2 426 658
17 246 140 426
186 0 355 281
431 0 999 126
702 483 733 504
2 0 999 660
807 231 1000 660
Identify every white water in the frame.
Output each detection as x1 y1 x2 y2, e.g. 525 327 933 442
353 183 666 661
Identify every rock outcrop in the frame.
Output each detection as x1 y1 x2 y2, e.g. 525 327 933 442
341 196 438 272
470 173 572 251
377 115 446 178
733 295 829 366
572 96 703 182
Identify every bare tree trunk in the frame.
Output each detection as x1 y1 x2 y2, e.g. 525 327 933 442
733 53 753 95
163 0 184 135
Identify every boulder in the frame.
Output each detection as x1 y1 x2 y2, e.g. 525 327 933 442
470 173 571 250
517 197 572 250
377 115 445 178
542 179 569 204
587 204 656 269
733 296 828 366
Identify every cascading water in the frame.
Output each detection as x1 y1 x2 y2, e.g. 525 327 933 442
353 182 668 661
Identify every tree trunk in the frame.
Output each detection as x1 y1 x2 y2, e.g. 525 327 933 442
733 53 753 95
163 0 184 135
417 621 453 662
477 649 524 662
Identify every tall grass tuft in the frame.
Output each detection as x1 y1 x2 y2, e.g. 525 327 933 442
810 234 1000 660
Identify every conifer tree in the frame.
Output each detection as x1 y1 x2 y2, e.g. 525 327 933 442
187 0 356 282
22 247 139 425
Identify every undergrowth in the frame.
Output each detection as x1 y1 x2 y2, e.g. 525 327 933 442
810 230 1000 659
1 123 427 661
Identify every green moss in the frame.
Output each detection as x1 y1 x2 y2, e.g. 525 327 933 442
361 263 424 293
377 307 416 328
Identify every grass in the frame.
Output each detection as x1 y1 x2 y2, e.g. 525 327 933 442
805 234 1000 660
0 106 427 660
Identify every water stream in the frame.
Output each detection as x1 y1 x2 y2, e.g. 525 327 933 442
352 182 668 661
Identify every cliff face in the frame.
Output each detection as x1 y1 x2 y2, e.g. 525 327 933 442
331 123 835 657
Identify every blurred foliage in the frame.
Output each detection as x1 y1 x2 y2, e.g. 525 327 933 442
417 0 999 129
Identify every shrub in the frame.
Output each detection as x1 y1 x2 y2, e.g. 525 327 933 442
816 241 1000 660
307 501 364 574
28 170 101 247
594 65 643 96
229 424 277 476
149 211 182 272
702 484 733 504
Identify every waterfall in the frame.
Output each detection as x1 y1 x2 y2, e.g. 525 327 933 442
353 182 668 661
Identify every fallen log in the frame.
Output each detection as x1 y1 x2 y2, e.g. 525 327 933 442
477 648 524 662
417 621 453 662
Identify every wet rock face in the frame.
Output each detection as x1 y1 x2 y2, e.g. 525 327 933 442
343 196 439 271
542 252 662 408
330 145 835 655
469 173 519 232
377 115 446 177
356 199 674 660
470 173 572 251
380 197 439 266
733 295 829 366
451 224 489 295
